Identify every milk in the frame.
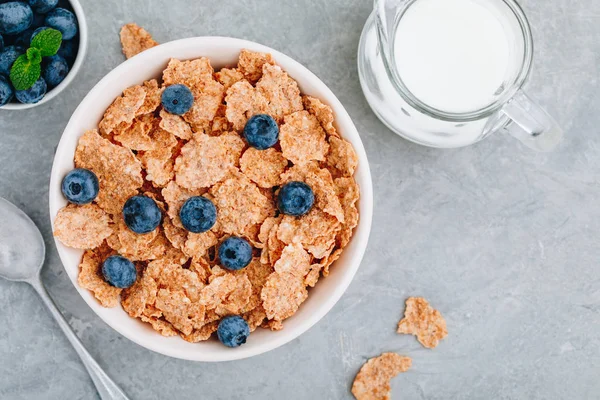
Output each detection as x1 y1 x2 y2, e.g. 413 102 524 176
393 0 511 113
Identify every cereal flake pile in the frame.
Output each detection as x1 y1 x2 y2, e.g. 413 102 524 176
53 48 360 343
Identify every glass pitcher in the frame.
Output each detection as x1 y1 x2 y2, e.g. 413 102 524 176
357 0 562 151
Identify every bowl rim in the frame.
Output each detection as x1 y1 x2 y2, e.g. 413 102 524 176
1 0 88 110
49 36 373 361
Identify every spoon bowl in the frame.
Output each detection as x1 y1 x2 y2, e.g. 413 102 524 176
0 197 45 282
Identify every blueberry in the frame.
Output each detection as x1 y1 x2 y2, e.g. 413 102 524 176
0 45 21 76
0 33 4 51
15 76 46 103
61 168 99 204
277 181 315 216
122 195 162 234
42 53 67 87
44 7 76 40
161 84 194 115
56 37 74 61
101 255 137 289
219 236 253 271
29 25 47 41
0 75 13 106
12 25 32 46
0 2 32 35
243 114 279 150
28 0 58 13
217 316 250 348
179 196 217 233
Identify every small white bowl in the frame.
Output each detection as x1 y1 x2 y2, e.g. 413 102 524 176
1 0 88 110
49 37 373 362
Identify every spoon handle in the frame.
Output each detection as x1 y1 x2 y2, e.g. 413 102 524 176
31 280 130 400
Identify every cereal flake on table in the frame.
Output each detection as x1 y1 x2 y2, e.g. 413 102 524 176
53 45 361 344
351 353 412 400
397 297 448 349
120 23 159 59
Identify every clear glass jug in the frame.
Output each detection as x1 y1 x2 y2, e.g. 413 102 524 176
357 0 562 151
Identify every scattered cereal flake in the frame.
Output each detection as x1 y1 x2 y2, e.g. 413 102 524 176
174 132 245 190
351 353 412 400
163 216 187 250
243 305 267 332
183 230 218 259
54 204 112 249
327 137 359 178
121 273 158 318
138 79 163 115
225 80 267 131
159 109 192 140
140 315 179 337
261 271 307 322
120 23 158 59
210 174 274 236
113 113 157 151
335 177 360 248
282 162 344 222
74 130 143 214
397 297 448 349
240 147 287 188
182 320 219 343
155 289 205 335
200 273 252 316
273 243 311 277
98 86 146 136
277 208 341 258
107 218 167 261
303 95 338 137
215 67 245 89
77 245 121 307
161 181 206 228
238 49 274 83
255 64 303 123
279 110 329 165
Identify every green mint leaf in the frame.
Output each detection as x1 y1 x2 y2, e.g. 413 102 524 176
31 28 62 57
10 54 41 91
26 47 42 65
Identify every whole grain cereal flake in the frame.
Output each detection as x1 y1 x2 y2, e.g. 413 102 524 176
77 245 121 308
240 147 287 188
161 181 206 228
277 208 341 259
53 204 112 249
225 80 267 131
255 63 303 123
137 79 163 115
351 353 412 400
303 95 338 137
397 297 448 349
98 85 146 136
120 23 158 59
327 136 359 178
74 130 143 215
159 109 193 140
215 67 245 90
279 110 329 165
238 49 274 83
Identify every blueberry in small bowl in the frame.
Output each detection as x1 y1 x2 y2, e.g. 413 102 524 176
0 74 13 106
0 0 85 109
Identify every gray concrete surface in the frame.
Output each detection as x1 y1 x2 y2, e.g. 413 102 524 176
0 0 599 399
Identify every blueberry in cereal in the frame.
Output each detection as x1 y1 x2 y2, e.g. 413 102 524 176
243 114 279 150
179 196 217 233
44 7 76 40
277 181 314 216
42 54 68 87
217 315 250 348
61 168 99 205
161 84 194 115
219 236 253 271
122 195 162 234
14 77 46 103
102 255 137 289
0 1 33 35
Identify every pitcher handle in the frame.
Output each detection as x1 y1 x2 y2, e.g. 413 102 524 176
501 90 563 151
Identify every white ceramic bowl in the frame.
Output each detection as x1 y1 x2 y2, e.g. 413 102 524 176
2 0 88 110
49 37 373 362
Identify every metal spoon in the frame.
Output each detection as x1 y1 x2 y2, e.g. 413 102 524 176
0 197 129 400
